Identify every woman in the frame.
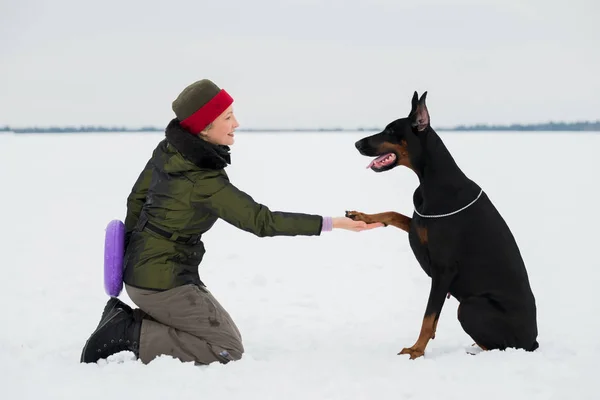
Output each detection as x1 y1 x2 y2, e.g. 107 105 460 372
80 79 382 365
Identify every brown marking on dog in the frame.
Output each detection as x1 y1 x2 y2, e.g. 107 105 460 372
345 211 411 233
399 314 437 359
431 317 439 340
416 226 428 245
377 140 412 170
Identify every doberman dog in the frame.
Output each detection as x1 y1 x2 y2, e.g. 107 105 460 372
346 92 538 359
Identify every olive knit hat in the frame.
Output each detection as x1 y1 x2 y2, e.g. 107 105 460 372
172 79 234 134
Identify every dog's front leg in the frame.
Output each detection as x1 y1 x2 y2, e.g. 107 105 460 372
399 268 455 359
345 211 411 233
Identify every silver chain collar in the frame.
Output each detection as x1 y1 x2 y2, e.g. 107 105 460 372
414 189 483 218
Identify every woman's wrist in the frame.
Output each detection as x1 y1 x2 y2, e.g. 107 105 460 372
321 216 333 232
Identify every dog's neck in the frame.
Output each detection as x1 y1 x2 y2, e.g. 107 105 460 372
411 129 480 216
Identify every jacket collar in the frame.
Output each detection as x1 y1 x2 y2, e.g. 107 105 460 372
165 119 231 170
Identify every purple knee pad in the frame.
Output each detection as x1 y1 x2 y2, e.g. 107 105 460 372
104 219 125 297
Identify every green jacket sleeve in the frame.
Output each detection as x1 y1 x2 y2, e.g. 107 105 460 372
192 171 323 237
124 159 154 243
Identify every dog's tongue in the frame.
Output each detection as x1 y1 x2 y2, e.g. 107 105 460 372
367 153 392 169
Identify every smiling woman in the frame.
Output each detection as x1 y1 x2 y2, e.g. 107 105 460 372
198 107 238 146
79 78 384 366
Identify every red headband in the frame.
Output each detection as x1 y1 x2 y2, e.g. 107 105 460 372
180 89 234 134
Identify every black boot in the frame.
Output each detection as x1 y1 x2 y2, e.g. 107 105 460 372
97 297 132 329
80 308 141 363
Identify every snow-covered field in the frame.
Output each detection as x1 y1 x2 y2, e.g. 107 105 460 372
1 130 598 399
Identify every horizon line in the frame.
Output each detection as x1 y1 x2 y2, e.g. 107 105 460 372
2 119 600 133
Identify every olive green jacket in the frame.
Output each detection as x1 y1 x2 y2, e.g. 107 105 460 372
123 120 323 290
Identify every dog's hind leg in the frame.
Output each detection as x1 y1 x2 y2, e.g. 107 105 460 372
345 211 411 232
458 297 510 351
458 297 538 352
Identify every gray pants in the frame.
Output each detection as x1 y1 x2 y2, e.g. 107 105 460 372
125 284 244 365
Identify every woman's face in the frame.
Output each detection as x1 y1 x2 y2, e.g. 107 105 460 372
200 106 239 146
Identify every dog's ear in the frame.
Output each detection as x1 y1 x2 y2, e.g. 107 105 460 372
410 91 430 132
410 91 419 115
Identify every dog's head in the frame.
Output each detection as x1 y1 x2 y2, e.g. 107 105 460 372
355 91 430 172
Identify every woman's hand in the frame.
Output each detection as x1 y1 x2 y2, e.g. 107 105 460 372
332 217 385 232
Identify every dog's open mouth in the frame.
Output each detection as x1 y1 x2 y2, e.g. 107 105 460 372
367 153 397 170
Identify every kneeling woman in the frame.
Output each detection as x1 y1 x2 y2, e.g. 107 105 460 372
80 79 381 365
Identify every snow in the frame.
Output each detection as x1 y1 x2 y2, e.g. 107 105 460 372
1 130 598 399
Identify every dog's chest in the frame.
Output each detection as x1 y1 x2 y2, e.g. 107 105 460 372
409 221 432 276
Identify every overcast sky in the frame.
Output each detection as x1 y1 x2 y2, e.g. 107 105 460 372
1 0 598 129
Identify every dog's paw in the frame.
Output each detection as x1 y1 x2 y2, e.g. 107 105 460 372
398 346 425 360
345 210 366 222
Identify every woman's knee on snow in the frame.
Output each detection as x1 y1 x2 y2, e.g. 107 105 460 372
209 338 244 364
224 336 244 361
